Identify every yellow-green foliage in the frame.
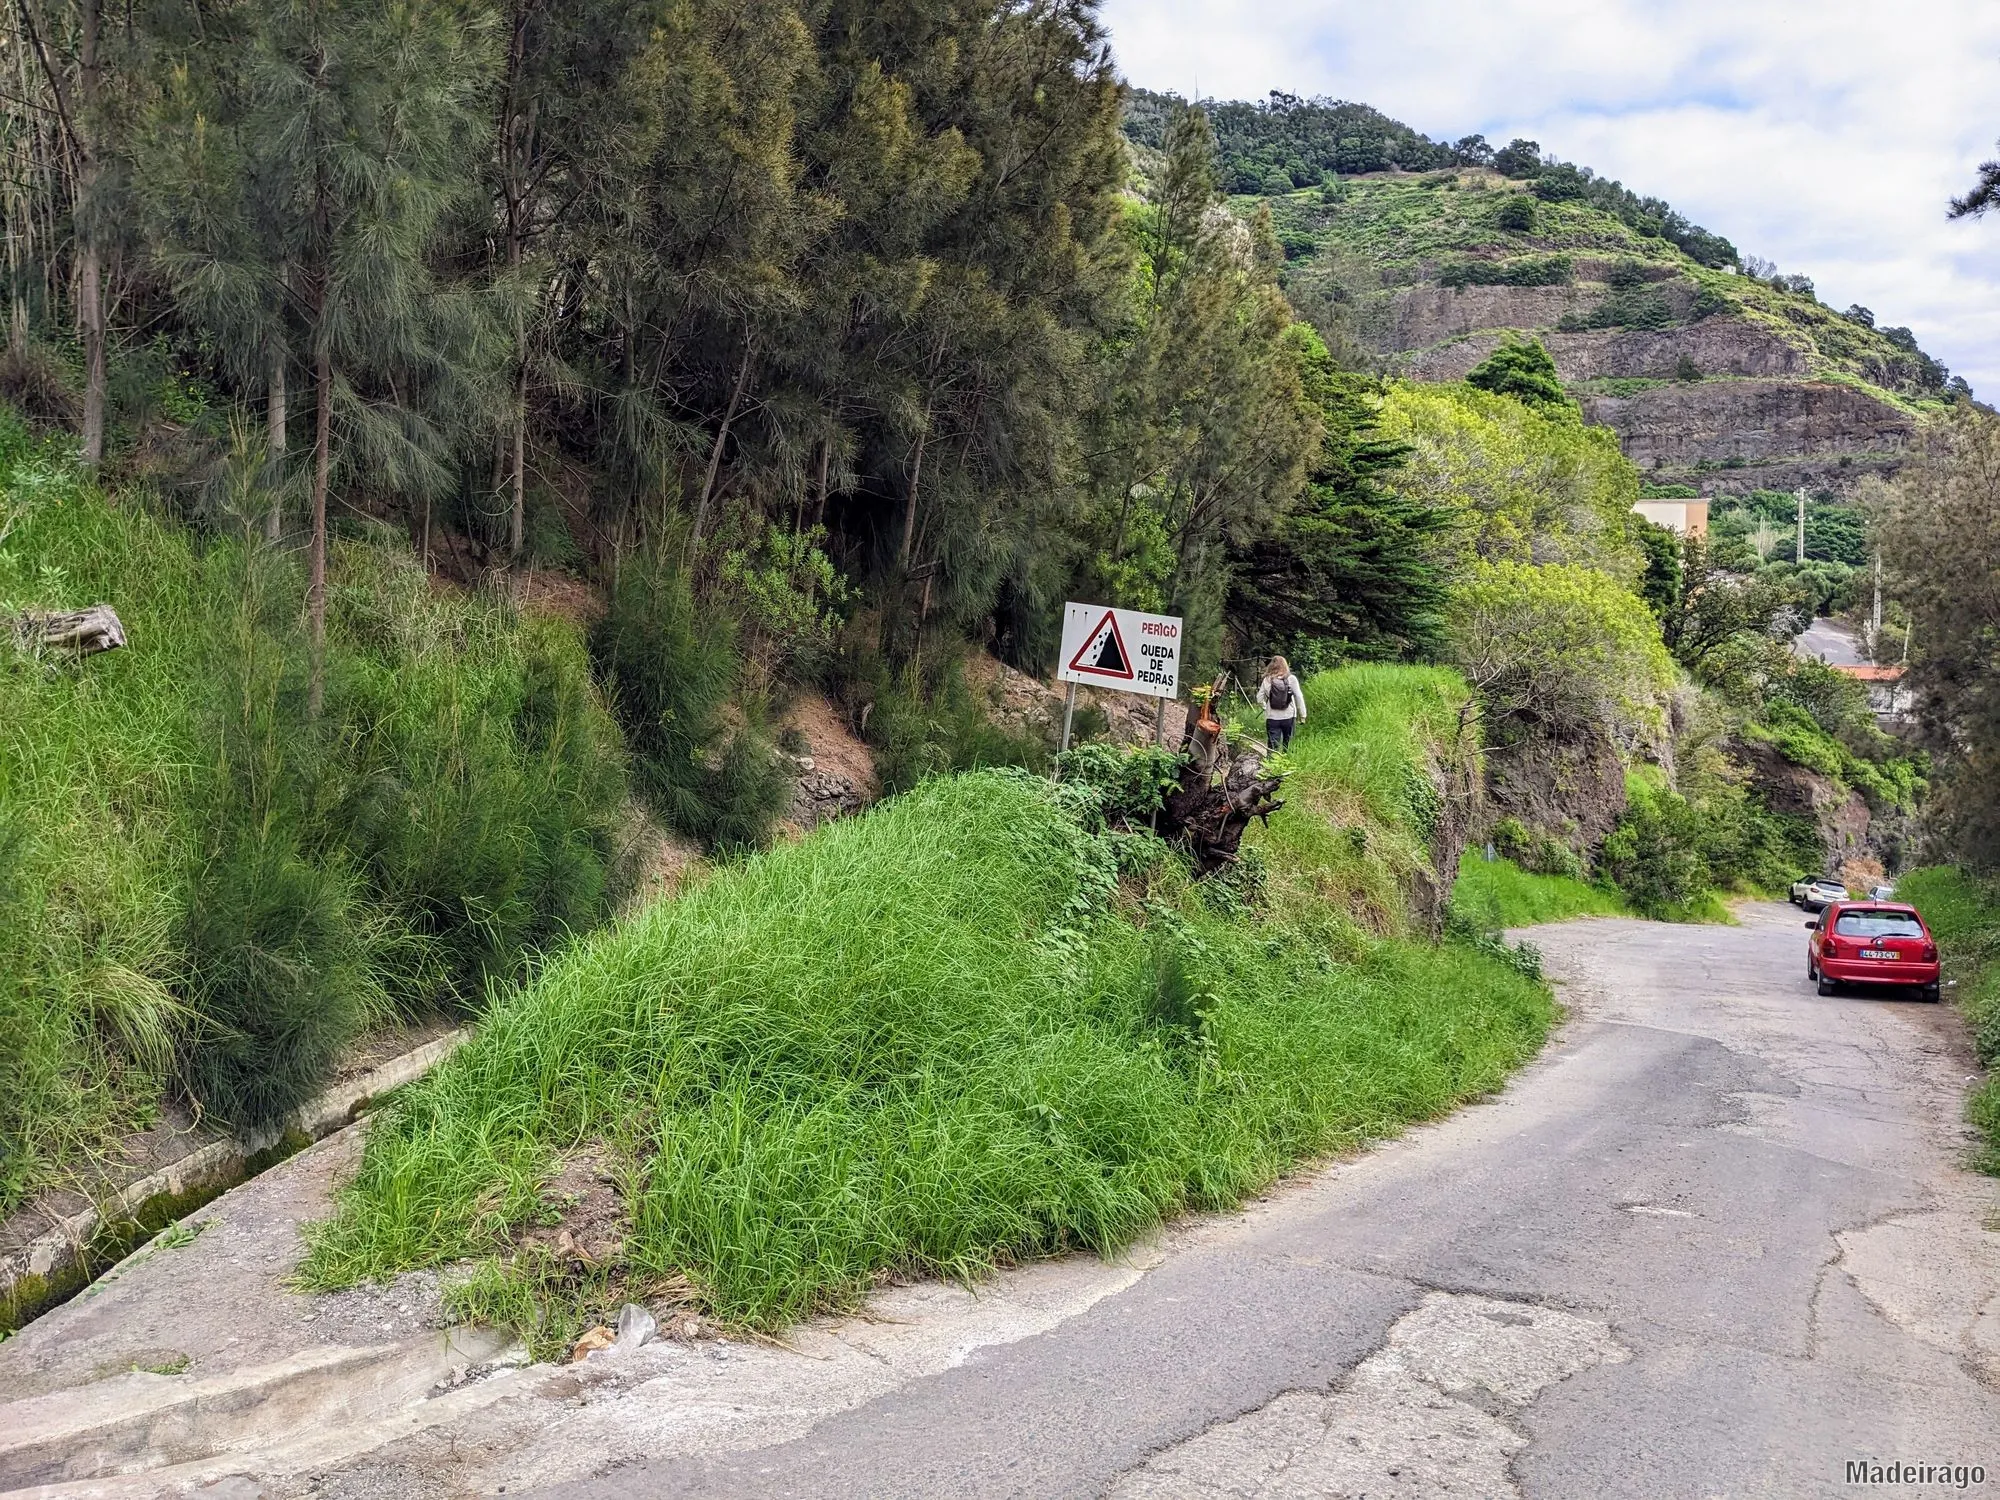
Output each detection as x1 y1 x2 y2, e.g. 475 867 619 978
1373 381 1641 576
1247 664 1471 940
1446 559 1676 741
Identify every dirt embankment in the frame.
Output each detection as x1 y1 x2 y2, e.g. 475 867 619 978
961 653 1191 747
1481 723 1630 871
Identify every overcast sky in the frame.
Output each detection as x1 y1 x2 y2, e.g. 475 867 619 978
1100 0 2000 396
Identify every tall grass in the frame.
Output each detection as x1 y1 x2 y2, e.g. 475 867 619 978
1893 866 2000 1172
0 415 624 1204
305 684 1554 1342
1453 856 1630 928
1244 664 1470 939
590 555 792 852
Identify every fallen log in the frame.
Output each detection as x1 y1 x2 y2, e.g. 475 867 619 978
13 604 126 657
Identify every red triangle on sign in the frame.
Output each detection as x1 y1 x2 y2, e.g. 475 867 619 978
1067 610 1135 680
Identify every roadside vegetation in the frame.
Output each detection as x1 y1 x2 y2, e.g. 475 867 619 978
0 417 624 1215
1888 868 2000 1172
4 0 1985 1343
1244 664 1469 938
1453 859 1630 929
303 668 1553 1347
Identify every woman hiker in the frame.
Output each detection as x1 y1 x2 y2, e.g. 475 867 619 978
1256 655 1306 751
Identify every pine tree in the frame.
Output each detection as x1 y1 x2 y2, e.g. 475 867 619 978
239 0 498 710
484 0 651 568
1078 99 1318 671
132 2 293 536
1228 333 1448 662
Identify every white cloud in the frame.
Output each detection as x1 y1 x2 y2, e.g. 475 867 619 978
1102 0 2000 392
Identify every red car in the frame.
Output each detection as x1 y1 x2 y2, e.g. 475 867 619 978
1806 901 1941 1001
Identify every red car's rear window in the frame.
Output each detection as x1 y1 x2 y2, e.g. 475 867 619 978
1833 911 1924 938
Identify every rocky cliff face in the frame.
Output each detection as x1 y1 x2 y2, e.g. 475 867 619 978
1378 285 1919 495
1581 379 1916 491
1482 723 1629 868
1400 307 1811 384
1732 738 1878 875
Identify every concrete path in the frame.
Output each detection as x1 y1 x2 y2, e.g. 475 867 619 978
16 904 2000 1498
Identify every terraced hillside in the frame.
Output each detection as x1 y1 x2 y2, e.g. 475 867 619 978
1126 92 1964 496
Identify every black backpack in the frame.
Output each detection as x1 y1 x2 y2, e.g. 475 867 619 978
1266 677 1293 712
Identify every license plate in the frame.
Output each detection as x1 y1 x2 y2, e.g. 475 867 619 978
1860 949 1896 960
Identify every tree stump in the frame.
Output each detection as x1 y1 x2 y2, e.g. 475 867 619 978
1158 699 1286 876
14 604 126 657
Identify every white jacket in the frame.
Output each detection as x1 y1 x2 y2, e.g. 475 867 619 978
1257 673 1306 722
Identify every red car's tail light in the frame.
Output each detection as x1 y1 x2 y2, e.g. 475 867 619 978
1924 942 1938 961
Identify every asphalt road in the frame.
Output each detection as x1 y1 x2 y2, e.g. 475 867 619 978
531 903 2000 1500
1796 617 1866 668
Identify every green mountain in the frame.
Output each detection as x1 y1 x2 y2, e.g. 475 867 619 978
1125 89 1965 497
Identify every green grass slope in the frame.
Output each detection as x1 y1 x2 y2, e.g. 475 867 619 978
0 418 623 1216
1453 857 1630 928
1890 868 2000 1172
1246 664 1468 938
304 669 1553 1347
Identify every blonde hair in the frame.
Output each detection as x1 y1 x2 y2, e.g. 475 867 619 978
1265 655 1290 679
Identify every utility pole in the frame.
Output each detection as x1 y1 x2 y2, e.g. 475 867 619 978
1795 487 1807 564
1871 554 1884 655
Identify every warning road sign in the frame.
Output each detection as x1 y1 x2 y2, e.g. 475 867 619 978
1057 602 1180 699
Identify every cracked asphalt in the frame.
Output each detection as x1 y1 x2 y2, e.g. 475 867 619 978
527 903 2000 1500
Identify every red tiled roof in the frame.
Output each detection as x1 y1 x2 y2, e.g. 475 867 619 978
1833 664 1904 681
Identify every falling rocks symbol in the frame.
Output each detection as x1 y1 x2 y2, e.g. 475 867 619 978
1069 611 1134 679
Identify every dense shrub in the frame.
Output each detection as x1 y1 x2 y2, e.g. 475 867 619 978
1560 282 1678 332
1600 779 1711 916
1600 769 1821 918
1055 742 1183 826
1463 338 1571 411
1489 815 1584 878
182 824 383 1128
1439 254 1572 289
0 427 626 1186
590 554 792 853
